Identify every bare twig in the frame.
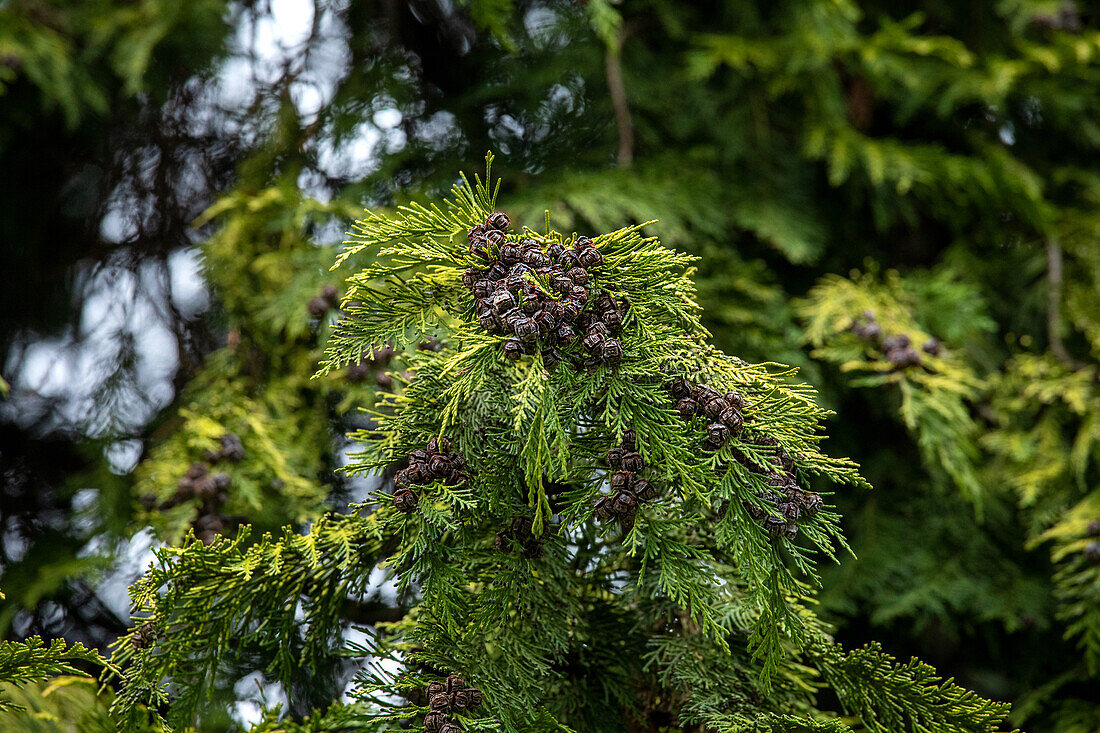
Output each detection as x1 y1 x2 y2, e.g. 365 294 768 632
604 29 634 167
1046 237 1083 370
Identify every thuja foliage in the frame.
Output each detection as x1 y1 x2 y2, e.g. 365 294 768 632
800 262 1100 730
8 1 1100 731
0 638 107 713
129 188 378 546
0 591 110 713
105 157 1011 732
799 270 988 510
801 267 1100 633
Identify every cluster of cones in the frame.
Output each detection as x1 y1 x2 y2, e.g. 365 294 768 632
731 436 824 541
1085 519 1100 564
594 430 658 531
423 674 483 733
669 378 746 451
130 621 157 650
464 212 629 368
850 310 941 369
392 437 467 513
572 291 630 368
495 516 544 559
204 432 245 463
143 432 245 544
307 284 340 319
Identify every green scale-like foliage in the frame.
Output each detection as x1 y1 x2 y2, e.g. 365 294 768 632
799 268 991 511
0 588 113 714
325 154 858 662
108 514 384 729
130 183 402 544
801 263 1100 679
985 355 1100 676
108 157 1011 733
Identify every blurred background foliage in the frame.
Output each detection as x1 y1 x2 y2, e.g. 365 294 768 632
2 0 1100 730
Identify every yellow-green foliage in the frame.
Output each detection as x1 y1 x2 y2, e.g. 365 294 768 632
0 635 110 714
799 268 988 509
132 353 332 540
0 677 138 733
985 354 1100 672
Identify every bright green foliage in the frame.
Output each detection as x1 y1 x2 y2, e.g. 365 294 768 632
131 184 386 543
800 259 1100 692
108 159 1009 732
798 263 1100 725
8 1 1100 731
326 154 858 660
800 269 990 510
986 355 1100 674
0 677 116 732
0 625 110 713
133 356 332 540
243 705 376 733
109 515 383 729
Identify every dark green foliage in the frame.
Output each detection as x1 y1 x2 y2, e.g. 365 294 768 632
0 597 112 713
5 1 1100 731
102 161 1010 733
815 642 1012 733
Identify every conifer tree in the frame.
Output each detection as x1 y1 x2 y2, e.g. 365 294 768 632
103 156 1011 733
6 2 1100 732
